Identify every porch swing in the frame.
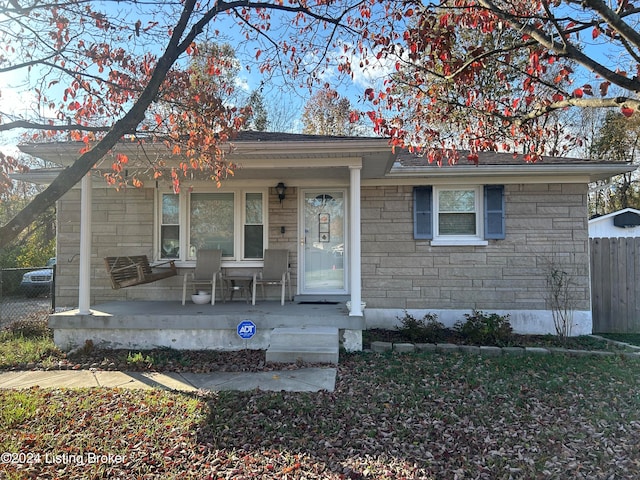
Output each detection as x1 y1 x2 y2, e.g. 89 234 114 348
103 179 179 289
104 255 177 289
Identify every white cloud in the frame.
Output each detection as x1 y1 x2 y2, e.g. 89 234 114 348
235 75 251 93
347 49 397 90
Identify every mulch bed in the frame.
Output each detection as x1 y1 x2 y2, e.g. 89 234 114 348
363 328 630 350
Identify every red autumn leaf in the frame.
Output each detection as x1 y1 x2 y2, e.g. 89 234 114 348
621 106 635 117
7 0 640 250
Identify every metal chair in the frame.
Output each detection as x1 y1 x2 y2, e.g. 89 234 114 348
252 249 292 305
182 249 224 305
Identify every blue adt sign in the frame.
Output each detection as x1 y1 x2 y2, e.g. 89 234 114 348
237 320 256 339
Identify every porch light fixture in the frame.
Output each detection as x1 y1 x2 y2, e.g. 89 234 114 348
275 182 287 203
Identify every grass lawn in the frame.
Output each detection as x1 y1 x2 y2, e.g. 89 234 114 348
0 321 60 369
2 319 640 478
2 352 640 479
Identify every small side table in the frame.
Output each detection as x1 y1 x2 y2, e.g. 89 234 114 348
224 276 253 303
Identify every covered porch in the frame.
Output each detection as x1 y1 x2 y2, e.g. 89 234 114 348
50 299 364 359
17 134 398 357
19 134 396 315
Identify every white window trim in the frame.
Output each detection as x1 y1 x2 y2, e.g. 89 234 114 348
156 187 268 265
431 185 488 247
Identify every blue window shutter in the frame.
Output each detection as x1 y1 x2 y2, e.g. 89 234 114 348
484 185 505 239
414 186 433 239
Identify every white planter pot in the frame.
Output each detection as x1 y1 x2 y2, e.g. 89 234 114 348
192 293 212 304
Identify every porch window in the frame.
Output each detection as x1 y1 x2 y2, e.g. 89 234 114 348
413 185 505 245
190 193 235 257
157 189 267 261
244 192 264 258
160 194 180 258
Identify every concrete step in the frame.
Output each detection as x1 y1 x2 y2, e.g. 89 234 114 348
270 326 338 345
266 326 339 364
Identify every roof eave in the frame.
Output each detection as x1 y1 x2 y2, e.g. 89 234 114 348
387 164 637 182
18 137 394 165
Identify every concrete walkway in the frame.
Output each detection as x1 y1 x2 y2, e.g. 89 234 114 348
0 367 337 393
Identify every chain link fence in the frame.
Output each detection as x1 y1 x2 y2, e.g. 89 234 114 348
0 265 55 329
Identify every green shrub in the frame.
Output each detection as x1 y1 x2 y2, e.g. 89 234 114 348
397 311 448 343
454 310 513 346
127 351 154 366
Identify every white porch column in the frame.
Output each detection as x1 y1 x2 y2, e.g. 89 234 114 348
78 173 92 315
349 165 362 316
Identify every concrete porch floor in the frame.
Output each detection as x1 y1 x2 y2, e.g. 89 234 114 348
49 300 364 352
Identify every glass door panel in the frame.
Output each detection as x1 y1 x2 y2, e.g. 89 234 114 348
302 191 346 293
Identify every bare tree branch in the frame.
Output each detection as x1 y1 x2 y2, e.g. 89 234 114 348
477 0 640 93
0 120 111 133
516 96 640 125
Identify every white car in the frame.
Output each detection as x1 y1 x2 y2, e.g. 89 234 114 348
20 257 56 298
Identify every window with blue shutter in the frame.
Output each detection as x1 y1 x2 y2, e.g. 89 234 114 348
484 185 505 239
413 186 433 239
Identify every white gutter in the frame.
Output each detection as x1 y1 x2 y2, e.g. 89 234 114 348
18 138 394 165
386 164 637 183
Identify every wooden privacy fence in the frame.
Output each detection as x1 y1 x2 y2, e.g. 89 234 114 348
590 237 640 333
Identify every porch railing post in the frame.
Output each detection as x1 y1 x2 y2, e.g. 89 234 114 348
349 165 362 316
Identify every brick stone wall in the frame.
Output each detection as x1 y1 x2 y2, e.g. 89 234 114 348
361 183 590 312
55 186 300 307
55 182 589 315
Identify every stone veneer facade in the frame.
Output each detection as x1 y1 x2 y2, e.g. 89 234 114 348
54 185 299 307
360 182 591 335
55 182 591 335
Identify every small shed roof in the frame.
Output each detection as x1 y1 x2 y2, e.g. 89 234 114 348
589 208 640 225
589 208 640 237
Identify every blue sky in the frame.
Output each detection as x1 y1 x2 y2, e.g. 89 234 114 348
0 0 396 156
0 0 631 159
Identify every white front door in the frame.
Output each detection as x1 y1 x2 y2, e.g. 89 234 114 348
300 190 347 294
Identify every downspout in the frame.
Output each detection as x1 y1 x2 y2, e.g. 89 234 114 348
78 173 92 315
349 165 362 316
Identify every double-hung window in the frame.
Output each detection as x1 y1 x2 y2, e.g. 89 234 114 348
436 188 479 240
414 185 505 245
158 189 267 262
160 194 180 258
